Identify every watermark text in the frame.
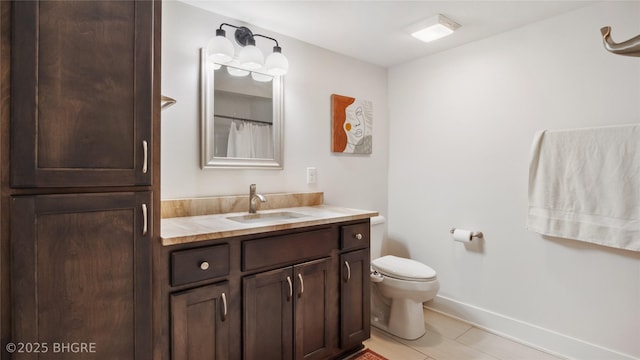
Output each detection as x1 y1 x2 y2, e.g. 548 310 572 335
6 342 97 354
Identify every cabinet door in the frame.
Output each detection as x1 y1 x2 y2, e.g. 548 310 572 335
340 249 371 349
243 267 293 360
171 282 230 360
11 0 153 187
293 258 332 360
11 192 152 359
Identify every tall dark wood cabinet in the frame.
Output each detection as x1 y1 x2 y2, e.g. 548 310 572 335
11 1 153 187
1 1 161 359
11 192 152 359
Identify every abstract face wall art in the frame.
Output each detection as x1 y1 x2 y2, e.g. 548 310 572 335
331 94 372 154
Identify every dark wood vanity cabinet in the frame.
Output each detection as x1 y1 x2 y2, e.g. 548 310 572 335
243 267 294 359
339 222 371 349
293 259 333 360
162 220 371 360
169 244 233 360
340 249 371 350
243 258 331 360
171 282 230 360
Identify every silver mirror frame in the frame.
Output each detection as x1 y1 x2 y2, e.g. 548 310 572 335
200 49 284 169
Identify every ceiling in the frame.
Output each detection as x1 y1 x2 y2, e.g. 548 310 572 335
182 1 596 68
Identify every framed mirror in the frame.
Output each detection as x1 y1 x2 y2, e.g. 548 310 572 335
200 49 284 169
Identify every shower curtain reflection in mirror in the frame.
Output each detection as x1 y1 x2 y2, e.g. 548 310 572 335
214 117 274 159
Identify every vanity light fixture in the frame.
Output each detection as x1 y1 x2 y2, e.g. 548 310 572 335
207 23 289 76
207 28 235 64
408 14 461 43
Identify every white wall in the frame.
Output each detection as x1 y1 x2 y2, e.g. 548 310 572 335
161 1 389 215
388 2 640 359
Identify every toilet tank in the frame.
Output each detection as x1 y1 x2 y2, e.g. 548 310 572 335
370 215 386 259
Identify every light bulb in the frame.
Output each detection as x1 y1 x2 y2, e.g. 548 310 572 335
265 46 289 76
251 72 272 82
227 65 249 77
238 38 264 70
206 29 234 64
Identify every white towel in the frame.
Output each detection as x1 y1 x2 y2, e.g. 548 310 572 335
527 124 640 251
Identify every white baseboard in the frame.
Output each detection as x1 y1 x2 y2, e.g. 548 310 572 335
425 295 638 360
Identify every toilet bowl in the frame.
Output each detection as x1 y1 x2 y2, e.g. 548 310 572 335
369 216 440 340
371 255 439 339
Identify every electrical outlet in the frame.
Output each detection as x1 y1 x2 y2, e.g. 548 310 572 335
306 167 317 184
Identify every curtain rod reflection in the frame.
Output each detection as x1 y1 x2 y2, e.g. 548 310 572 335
215 114 273 125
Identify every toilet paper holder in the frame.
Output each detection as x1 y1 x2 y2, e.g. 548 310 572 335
450 228 483 239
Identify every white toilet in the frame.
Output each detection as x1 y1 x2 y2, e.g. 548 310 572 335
369 216 440 340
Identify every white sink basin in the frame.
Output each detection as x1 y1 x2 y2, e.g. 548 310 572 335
227 211 308 224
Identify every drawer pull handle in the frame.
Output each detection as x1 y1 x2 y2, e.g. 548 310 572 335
142 140 148 174
199 261 210 271
298 273 304 297
344 261 351 282
221 292 227 322
286 276 293 301
355 233 363 240
141 204 148 235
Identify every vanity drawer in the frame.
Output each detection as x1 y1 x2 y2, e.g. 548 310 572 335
341 222 370 250
243 228 336 271
171 244 230 287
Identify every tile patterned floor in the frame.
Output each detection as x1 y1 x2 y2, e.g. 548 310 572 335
363 308 564 360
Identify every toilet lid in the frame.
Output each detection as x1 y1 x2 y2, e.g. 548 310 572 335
372 255 437 281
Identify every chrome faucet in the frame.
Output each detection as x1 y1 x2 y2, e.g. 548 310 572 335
249 184 266 214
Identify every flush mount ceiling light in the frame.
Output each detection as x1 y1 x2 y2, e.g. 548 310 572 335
206 23 289 76
407 14 461 43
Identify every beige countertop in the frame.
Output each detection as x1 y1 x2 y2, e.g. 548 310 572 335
161 205 379 246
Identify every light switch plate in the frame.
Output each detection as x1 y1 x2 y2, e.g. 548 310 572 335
306 167 317 184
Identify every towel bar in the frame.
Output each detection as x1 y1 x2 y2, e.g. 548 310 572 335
600 26 640 57
161 95 177 111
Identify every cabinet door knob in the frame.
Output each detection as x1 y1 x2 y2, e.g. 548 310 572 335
199 261 210 271
355 233 363 240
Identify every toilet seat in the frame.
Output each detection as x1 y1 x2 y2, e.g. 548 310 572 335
372 255 436 281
